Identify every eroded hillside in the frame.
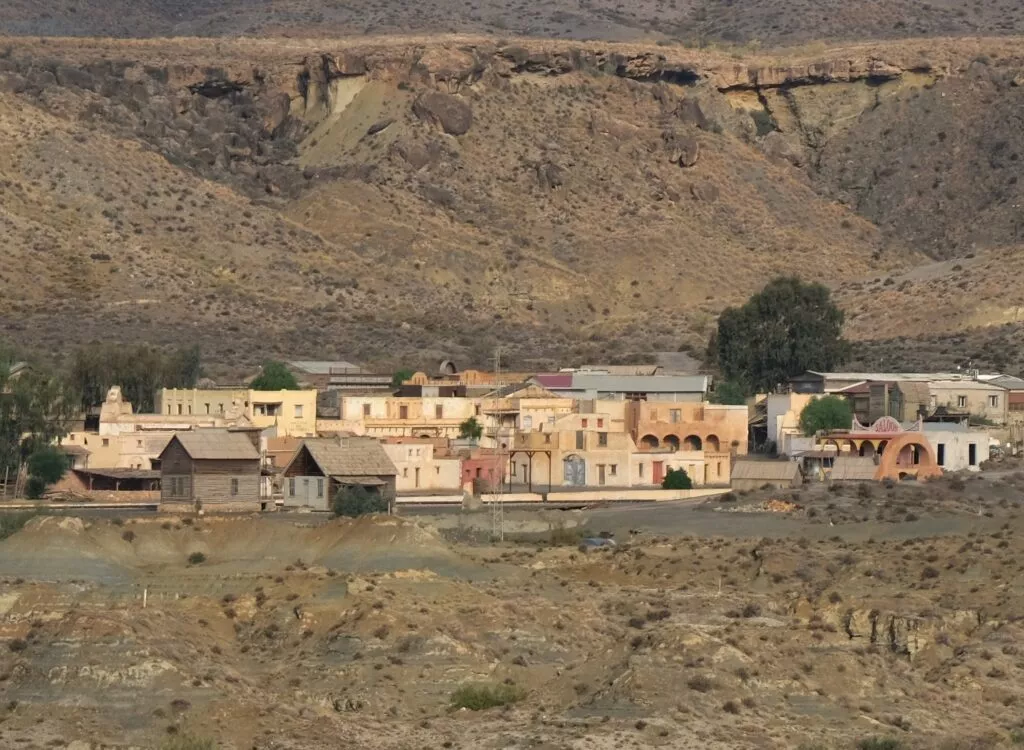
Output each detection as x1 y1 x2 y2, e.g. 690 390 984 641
0 36 1022 371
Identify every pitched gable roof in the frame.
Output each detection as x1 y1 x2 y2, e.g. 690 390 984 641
830 456 878 482
731 459 801 482
164 429 260 461
294 437 397 478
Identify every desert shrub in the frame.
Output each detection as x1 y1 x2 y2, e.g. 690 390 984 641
921 566 940 579
8 638 27 652
662 467 692 490
722 492 738 502
857 738 905 750
450 683 526 711
0 511 37 540
122 530 136 543
332 485 389 517
548 523 580 546
687 675 714 692
187 552 206 565
24 476 47 499
948 476 966 492
161 734 217 750
857 483 873 499
722 699 740 714
741 602 762 618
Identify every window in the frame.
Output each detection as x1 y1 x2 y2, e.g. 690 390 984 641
669 409 681 424
937 444 945 466
187 405 192 415
403 468 409 478
989 395 999 408
317 478 324 498
598 432 608 447
511 463 517 476
363 404 371 417
957 395 967 408
969 443 977 466
475 405 481 416
717 461 722 476
219 403 225 415
177 404 183 415
435 405 443 419
289 477 296 496
167 405 172 415
476 467 482 478
547 416 555 424
597 418 604 428
415 468 420 488
435 466 440 475
523 415 533 430
576 431 585 450
102 438 109 447
610 464 617 476
230 478 239 496
294 404 304 418
581 418 589 428
544 434 551 444
204 403 210 415
137 440 143 448
638 463 644 478
400 405 409 419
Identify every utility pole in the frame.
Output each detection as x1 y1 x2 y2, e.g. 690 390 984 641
491 345 505 543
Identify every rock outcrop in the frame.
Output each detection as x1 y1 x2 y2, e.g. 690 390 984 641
412 92 473 136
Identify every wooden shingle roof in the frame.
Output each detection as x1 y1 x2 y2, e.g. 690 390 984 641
169 430 260 461
302 438 397 478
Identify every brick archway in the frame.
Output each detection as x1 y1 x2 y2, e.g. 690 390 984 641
875 433 941 481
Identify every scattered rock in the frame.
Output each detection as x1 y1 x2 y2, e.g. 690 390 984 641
412 92 472 136
690 182 720 202
760 131 806 167
536 162 565 189
664 130 700 167
421 184 457 208
366 118 395 136
263 92 291 135
55 65 95 90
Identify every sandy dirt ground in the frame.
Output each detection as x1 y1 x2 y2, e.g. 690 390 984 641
2 473 1024 749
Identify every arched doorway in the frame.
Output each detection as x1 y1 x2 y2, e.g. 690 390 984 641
860 442 876 458
878 434 940 481
683 435 702 451
705 435 720 452
640 435 660 450
664 435 680 452
563 455 586 486
877 440 888 456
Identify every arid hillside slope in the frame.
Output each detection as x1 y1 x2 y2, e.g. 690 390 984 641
0 36 1022 371
0 0 1022 44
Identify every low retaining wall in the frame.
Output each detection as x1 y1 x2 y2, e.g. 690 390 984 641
478 488 726 504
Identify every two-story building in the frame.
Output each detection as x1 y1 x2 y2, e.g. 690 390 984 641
157 388 318 437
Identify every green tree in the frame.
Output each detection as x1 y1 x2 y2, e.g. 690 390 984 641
662 467 693 490
391 369 415 388
711 277 849 394
69 343 202 412
27 446 68 486
799 395 853 436
710 380 748 405
332 485 390 517
1 355 76 479
459 416 483 441
250 361 300 391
